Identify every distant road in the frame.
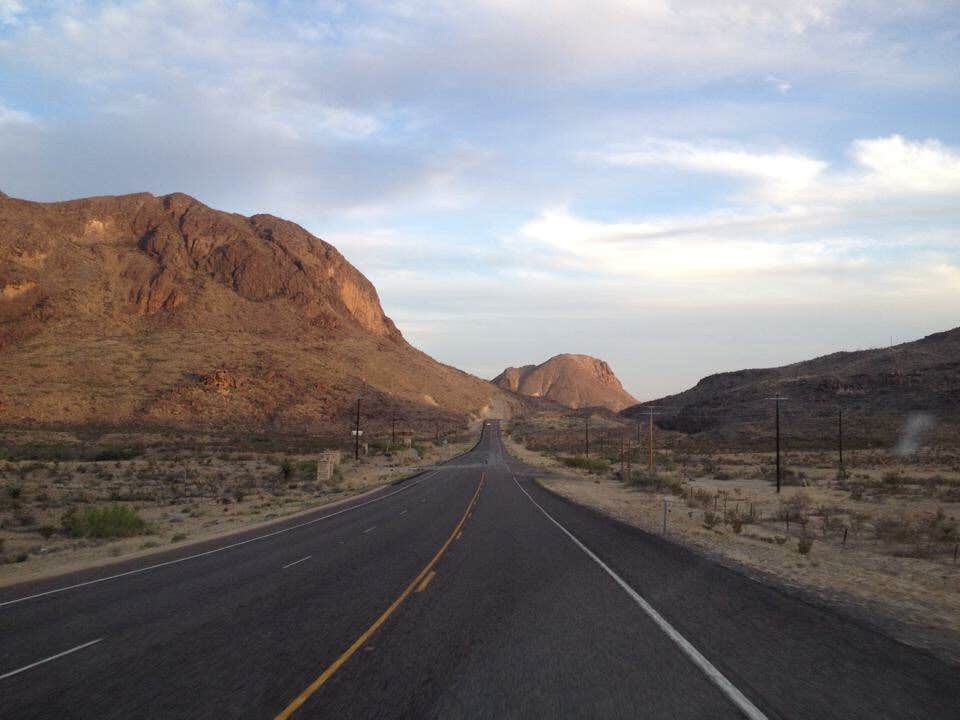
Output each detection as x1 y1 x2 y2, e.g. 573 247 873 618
2 422 958 718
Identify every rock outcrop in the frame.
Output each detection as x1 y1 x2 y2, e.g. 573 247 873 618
492 354 636 412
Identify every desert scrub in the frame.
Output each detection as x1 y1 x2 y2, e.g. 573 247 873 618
62 504 149 539
561 455 609 473
628 470 683 494
797 537 814 555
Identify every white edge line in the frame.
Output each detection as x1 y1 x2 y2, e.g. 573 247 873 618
282 555 312 570
0 470 438 608
511 473 769 720
362 526 377 534
0 638 104 681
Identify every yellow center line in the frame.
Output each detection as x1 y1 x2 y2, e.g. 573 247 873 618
274 472 485 720
415 570 437 593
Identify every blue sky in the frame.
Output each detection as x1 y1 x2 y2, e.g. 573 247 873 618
1 1 959 399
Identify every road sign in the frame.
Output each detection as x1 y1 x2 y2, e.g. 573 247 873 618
351 430 363 436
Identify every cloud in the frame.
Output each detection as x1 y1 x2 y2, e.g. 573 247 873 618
594 134 960 205
597 138 827 199
843 135 960 198
765 74 793 94
0 102 31 126
516 206 869 281
0 0 23 26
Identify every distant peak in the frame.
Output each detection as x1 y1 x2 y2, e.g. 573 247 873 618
492 353 635 411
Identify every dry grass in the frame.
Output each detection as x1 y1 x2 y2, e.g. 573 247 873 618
0 429 470 587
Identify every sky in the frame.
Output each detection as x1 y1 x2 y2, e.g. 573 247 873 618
1 1 959 400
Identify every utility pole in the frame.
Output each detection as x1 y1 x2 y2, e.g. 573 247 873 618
838 407 844 475
391 414 397 448
584 415 590 457
648 407 655 473
435 420 440 443
765 396 789 493
354 398 361 461
619 430 625 477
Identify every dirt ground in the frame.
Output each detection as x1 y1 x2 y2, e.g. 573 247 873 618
504 433 960 664
0 433 469 588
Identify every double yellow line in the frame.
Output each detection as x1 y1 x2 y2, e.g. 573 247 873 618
275 472 486 719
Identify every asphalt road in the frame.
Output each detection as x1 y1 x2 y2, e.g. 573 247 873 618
1 422 958 719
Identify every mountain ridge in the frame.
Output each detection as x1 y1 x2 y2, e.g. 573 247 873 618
0 191 518 429
622 327 960 443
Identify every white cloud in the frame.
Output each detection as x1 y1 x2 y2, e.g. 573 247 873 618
0 102 31 126
0 0 24 26
764 74 793 94
595 134 960 205
598 138 826 199
843 135 960 198
516 206 866 281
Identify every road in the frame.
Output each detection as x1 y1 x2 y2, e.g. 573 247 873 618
1 422 958 719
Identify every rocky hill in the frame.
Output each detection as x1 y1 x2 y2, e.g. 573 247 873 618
492 354 636 412
0 192 518 430
622 328 960 446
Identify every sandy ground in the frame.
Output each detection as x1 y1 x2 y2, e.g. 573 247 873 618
0 440 469 588
505 435 960 664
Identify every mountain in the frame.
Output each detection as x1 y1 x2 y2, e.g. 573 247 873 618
492 354 636 412
0 192 518 430
623 328 960 446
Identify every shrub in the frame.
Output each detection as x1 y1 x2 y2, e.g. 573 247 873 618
279 460 294 481
628 470 683 494
730 516 744 534
38 525 56 539
703 510 719 529
874 515 916 544
92 446 144 462
882 471 904 488
62 504 149 539
4 484 22 499
798 537 814 555
297 459 318 480
561 455 609 473
687 488 713 509
171 533 188 543
849 484 865 501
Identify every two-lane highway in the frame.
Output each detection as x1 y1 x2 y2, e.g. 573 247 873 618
2 422 959 718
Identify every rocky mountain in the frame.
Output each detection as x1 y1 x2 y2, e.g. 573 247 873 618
0 192 518 430
492 354 636 412
623 328 960 446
